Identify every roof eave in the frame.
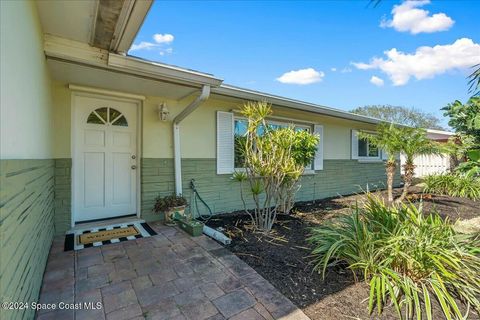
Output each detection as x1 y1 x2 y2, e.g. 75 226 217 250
212 84 384 125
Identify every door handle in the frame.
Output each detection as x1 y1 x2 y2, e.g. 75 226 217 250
131 165 137 170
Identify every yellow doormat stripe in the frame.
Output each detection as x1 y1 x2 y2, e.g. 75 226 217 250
79 226 139 244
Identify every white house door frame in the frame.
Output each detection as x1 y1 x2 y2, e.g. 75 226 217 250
72 94 139 223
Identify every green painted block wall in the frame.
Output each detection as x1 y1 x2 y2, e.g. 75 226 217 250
53 158 400 225
0 159 55 320
54 159 71 235
141 158 401 221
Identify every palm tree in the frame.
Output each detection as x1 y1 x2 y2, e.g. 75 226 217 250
359 123 403 203
396 128 439 202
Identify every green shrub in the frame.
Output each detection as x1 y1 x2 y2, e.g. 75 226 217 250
423 174 480 200
309 196 480 320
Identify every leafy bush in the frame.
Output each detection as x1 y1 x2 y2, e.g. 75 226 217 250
309 196 480 320
232 101 319 231
423 174 480 200
153 194 187 212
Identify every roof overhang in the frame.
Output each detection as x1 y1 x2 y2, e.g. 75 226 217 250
37 0 152 54
212 85 386 125
44 35 223 89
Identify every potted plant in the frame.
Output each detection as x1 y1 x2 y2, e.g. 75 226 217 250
153 194 187 226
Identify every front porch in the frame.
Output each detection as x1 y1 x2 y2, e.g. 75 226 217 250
36 222 309 320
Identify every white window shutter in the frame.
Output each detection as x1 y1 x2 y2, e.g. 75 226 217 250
351 130 359 159
216 111 234 174
313 125 324 170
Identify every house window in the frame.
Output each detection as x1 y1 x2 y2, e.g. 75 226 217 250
352 130 382 161
87 107 128 127
233 117 312 169
358 137 379 158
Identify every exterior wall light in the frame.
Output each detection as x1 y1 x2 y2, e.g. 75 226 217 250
158 102 169 121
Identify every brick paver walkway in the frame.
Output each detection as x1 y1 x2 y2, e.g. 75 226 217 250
36 222 310 320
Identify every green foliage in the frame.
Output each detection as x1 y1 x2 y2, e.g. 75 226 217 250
153 193 187 212
233 101 319 231
309 196 480 319
442 97 480 144
468 63 480 96
351 105 444 130
423 174 480 200
359 123 404 202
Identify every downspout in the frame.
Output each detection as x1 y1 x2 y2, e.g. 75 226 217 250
173 85 211 195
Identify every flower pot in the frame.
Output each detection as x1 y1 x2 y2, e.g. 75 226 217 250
176 218 204 237
164 205 186 226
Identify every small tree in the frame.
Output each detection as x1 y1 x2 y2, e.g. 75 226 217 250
442 97 480 144
359 123 403 203
233 101 318 232
396 128 438 202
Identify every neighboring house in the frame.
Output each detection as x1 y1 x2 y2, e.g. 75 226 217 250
0 2 400 319
400 129 455 177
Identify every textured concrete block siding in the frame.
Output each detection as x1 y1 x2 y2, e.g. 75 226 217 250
54 159 71 235
141 158 401 220
0 160 55 320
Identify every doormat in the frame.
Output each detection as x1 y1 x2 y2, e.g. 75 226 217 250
64 222 157 251
79 226 139 245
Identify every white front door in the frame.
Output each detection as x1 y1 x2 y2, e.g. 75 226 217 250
73 95 138 222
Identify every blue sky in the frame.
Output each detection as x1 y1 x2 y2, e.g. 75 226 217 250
130 0 480 127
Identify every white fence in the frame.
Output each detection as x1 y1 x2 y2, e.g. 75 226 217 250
400 153 451 177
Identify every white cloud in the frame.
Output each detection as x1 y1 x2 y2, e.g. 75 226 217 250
159 48 173 56
370 76 385 86
153 33 174 44
352 38 480 86
381 0 454 34
340 67 352 73
276 68 325 85
130 34 175 53
331 67 337 72
130 41 158 51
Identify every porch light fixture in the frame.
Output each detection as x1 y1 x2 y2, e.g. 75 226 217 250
158 102 169 121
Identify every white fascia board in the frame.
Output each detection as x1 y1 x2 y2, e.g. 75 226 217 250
212 85 384 125
426 129 454 135
44 34 108 67
108 53 223 87
44 35 224 87
111 0 154 53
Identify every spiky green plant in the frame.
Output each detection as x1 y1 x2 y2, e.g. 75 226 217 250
359 123 403 203
396 128 440 203
423 174 480 200
309 196 480 320
232 101 319 231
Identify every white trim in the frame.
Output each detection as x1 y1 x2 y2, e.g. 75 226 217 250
68 84 146 101
313 124 324 171
70 89 143 227
112 0 154 53
44 35 223 88
173 124 182 195
108 53 223 87
214 85 393 125
231 109 317 125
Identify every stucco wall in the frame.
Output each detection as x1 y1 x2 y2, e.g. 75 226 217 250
0 1 54 160
0 2 56 319
51 82 377 160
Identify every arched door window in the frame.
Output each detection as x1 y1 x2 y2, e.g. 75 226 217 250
87 107 128 127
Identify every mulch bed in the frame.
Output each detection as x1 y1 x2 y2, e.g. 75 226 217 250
205 189 479 320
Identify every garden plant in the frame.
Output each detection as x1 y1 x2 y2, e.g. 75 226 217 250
423 173 480 200
233 101 318 232
395 128 439 203
309 195 480 320
358 123 403 203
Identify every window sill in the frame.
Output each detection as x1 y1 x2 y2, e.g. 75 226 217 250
358 159 384 163
303 170 316 175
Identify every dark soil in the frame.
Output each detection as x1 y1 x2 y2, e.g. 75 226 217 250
205 188 479 320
